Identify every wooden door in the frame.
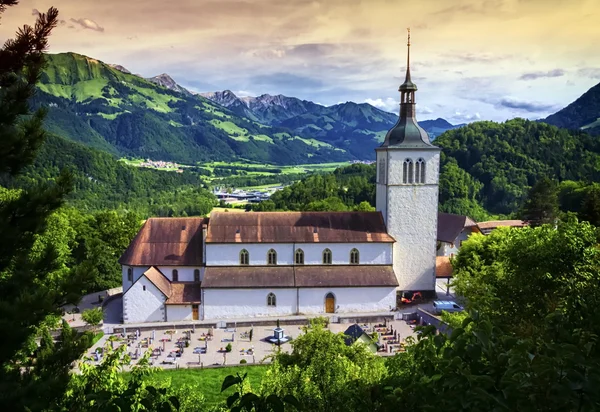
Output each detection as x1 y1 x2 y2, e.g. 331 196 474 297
325 294 335 313
192 305 199 320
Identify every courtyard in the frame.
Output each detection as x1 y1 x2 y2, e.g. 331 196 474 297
82 318 418 371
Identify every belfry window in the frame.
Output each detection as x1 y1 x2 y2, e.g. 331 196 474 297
240 249 249 265
415 158 426 184
194 269 200 282
322 248 332 265
350 248 360 264
267 249 277 265
267 293 276 307
403 159 413 184
172 269 178 282
127 267 133 281
295 249 304 265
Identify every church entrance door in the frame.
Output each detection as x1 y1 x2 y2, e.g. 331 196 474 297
325 293 335 313
192 305 199 320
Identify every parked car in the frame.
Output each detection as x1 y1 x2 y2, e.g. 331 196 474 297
432 300 463 315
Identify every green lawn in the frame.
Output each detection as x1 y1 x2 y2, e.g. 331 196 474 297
149 365 268 405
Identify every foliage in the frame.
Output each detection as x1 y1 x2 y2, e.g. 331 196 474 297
520 177 559 226
260 318 386 412
0 3 91 410
226 343 232 353
435 118 600 215
221 372 299 412
81 308 103 330
451 217 600 338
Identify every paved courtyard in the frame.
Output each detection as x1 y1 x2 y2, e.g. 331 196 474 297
82 319 417 371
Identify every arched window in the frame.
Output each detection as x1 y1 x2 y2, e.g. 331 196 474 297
194 269 200 282
127 267 133 281
295 249 304 265
350 248 360 264
267 249 277 265
403 159 413 184
172 269 178 282
267 293 276 307
240 249 249 265
322 248 332 264
415 158 425 184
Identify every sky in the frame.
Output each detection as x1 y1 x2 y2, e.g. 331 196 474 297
1 0 599 124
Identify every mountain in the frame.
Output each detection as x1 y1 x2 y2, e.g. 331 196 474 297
34 52 350 165
543 82 600 135
147 73 193 96
420 118 465 139
201 90 461 159
108 64 131 74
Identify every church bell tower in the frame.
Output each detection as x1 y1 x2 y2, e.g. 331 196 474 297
375 29 441 293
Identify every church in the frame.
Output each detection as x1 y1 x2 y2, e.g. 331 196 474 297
118 34 441 323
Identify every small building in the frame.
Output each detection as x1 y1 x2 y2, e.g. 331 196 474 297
477 220 527 235
343 324 378 353
437 213 479 257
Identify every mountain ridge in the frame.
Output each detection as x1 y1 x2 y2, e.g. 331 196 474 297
35 52 351 165
543 82 600 135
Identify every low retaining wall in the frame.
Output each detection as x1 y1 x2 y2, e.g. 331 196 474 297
416 308 453 335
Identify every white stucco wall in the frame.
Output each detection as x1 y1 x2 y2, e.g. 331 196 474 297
376 150 388 221
166 305 194 321
157 266 204 282
203 289 297 319
376 148 440 292
298 287 396 315
123 275 166 323
122 266 152 294
206 244 294 266
295 243 392 265
205 243 391 266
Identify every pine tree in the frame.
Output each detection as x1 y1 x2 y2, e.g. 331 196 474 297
521 177 559 227
0 2 83 409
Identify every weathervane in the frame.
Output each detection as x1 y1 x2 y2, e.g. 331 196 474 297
407 27 411 47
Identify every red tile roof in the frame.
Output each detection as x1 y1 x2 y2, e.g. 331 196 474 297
142 267 172 296
166 283 201 305
437 212 478 243
202 265 398 288
119 217 207 266
206 212 394 243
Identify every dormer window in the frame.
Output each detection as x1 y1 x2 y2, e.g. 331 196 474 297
240 249 249 265
267 249 277 265
322 248 332 265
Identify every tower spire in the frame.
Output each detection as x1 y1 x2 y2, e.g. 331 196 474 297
406 27 411 83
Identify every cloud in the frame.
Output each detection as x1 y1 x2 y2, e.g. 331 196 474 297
32 9 40 16
364 97 398 112
497 96 556 112
441 52 515 64
577 68 600 79
69 18 105 32
250 72 324 90
449 110 482 122
519 69 565 80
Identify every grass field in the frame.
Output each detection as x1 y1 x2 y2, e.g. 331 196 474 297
149 365 268 405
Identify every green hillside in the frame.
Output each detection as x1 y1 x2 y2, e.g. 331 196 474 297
33 53 351 165
543 81 600 135
1 133 217 217
263 119 600 220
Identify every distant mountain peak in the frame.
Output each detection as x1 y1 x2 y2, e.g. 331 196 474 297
146 73 192 96
543 81 600 135
108 64 131 74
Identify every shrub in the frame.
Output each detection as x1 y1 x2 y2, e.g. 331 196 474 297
225 343 232 352
240 359 247 364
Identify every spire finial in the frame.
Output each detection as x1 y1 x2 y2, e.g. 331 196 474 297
405 27 411 82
